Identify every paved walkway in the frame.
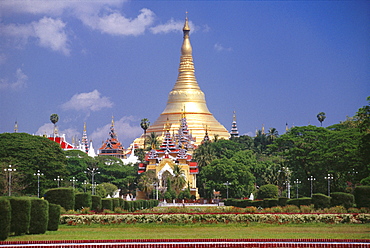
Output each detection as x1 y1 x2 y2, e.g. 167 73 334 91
1 239 369 247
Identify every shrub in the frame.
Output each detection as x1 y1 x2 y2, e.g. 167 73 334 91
278 197 288 207
300 205 314 213
330 192 354 209
312 193 331 209
354 186 370 208
0 197 11 241
250 200 264 208
48 203 61 231
257 184 278 199
29 198 49 234
44 188 75 211
287 198 300 207
299 197 312 206
101 198 113 211
91 195 101 211
75 193 92 210
264 198 278 208
282 205 300 213
112 198 120 210
9 197 31 235
326 205 347 213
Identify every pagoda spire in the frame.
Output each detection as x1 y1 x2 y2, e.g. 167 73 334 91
230 111 239 137
141 14 230 146
14 121 18 133
81 122 89 153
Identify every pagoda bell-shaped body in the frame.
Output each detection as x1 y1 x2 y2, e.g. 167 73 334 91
141 16 229 147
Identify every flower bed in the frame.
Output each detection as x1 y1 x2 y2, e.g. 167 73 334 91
60 213 370 226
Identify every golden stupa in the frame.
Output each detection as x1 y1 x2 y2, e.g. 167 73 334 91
135 16 230 147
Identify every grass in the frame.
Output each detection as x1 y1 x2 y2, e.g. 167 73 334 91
5 223 370 241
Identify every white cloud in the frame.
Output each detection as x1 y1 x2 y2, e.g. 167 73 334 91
61 90 113 112
0 68 28 90
90 116 142 148
0 17 70 55
214 43 233 52
150 19 198 34
80 8 155 36
35 123 80 139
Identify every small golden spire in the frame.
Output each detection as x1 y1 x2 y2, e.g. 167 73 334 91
83 122 87 132
111 116 115 126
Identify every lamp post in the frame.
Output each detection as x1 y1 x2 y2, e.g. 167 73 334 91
54 176 63 188
293 179 301 198
34 170 44 198
83 180 88 193
307 176 316 197
70 177 78 190
223 181 232 199
324 174 334 196
153 182 158 200
279 167 291 198
4 165 16 196
85 167 100 195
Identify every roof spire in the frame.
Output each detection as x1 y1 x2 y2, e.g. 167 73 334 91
14 121 18 133
230 111 239 138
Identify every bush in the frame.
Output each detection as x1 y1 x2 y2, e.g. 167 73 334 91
0 197 11 240
299 197 312 206
282 205 300 213
48 203 61 231
354 186 370 208
312 193 331 209
75 193 92 210
287 198 300 207
101 198 113 211
257 184 278 199
264 198 278 208
9 197 31 235
29 198 49 234
112 198 120 210
91 195 101 211
250 200 264 208
278 197 288 207
330 192 354 209
44 188 75 211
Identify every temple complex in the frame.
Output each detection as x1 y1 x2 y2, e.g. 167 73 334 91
137 114 199 199
134 16 229 148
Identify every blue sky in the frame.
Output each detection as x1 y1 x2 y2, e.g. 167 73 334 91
0 0 369 149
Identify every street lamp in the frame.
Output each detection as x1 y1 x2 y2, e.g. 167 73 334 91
293 179 301 198
279 167 291 198
307 176 316 197
82 180 88 193
54 176 63 188
70 177 78 190
324 174 334 196
4 165 16 196
85 167 100 195
153 182 158 200
223 181 232 199
34 170 44 198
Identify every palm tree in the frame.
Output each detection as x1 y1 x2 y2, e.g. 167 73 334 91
138 170 156 199
266 127 279 144
50 113 59 137
171 164 186 195
193 141 216 167
140 118 150 148
317 112 326 126
145 132 160 151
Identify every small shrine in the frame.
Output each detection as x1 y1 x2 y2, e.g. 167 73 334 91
98 117 125 159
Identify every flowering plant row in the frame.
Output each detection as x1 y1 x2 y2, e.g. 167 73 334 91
60 213 370 226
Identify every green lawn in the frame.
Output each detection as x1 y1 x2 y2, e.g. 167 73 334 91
5 223 370 241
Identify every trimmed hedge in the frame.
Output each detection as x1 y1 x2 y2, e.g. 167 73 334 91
101 198 113 211
29 198 49 234
354 186 370 208
312 193 331 209
75 193 92 210
44 188 75 211
330 192 354 209
264 198 278 208
48 203 61 231
278 197 288 207
9 197 31 235
257 184 278 199
91 195 101 211
0 198 11 241
112 198 120 210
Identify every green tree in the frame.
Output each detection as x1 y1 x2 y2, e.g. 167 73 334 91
266 127 279 144
99 182 118 197
145 132 160 151
254 130 268 154
317 112 326 127
193 140 216 167
0 133 68 196
171 164 186 195
140 118 150 148
50 114 59 136
137 170 157 199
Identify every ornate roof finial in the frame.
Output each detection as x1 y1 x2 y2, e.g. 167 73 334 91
111 116 115 126
230 111 239 138
14 121 18 133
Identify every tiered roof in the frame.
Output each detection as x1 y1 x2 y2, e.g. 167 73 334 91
98 117 125 159
230 111 239 137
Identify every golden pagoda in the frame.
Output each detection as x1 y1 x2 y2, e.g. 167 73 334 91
136 15 229 147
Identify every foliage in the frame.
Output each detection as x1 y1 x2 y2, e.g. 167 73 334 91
171 164 186 195
317 112 326 126
9 197 31 235
101 198 113 211
0 197 11 240
257 184 278 199
48 203 61 231
44 188 75 211
137 170 157 199
91 195 101 211
99 182 118 198
312 193 331 209
29 198 49 234
354 186 370 208
75 193 92 210
330 192 354 209
0 133 68 195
